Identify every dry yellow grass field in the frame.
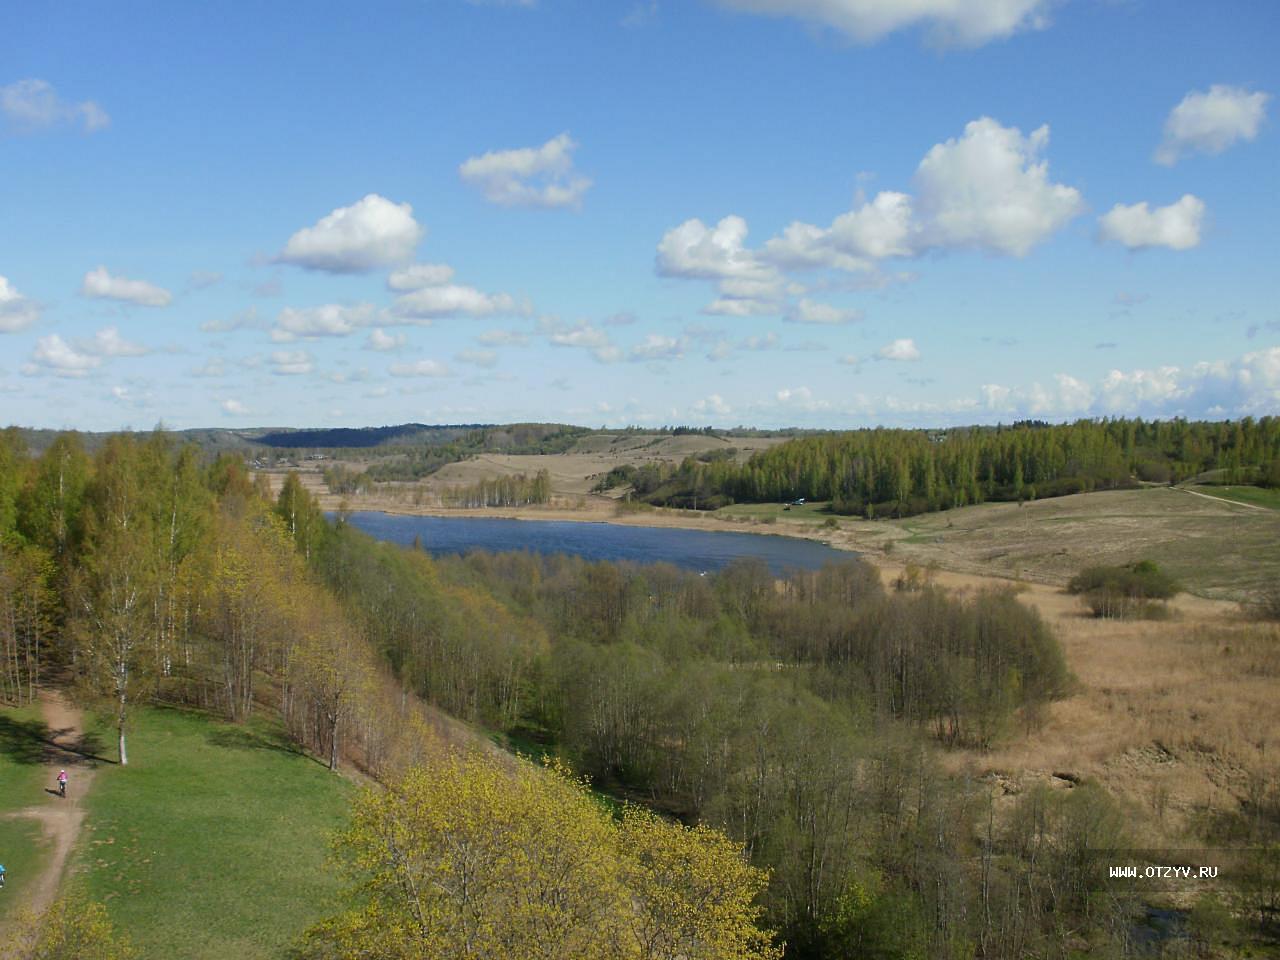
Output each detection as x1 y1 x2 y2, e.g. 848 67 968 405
891 564 1280 845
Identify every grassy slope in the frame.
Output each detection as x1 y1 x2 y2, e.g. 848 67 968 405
717 500 835 523
1187 483 1280 511
0 703 57 920
0 703 55 812
803 487 1280 600
0 820 48 919
76 707 353 960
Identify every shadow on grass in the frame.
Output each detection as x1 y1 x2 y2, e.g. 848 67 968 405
0 714 113 767
204 724 302 758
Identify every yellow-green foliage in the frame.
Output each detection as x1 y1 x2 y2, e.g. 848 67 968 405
618 807 779 960
300 752 780 960
10 893 136 960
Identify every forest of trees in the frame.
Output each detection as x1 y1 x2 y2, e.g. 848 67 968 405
0 428 390 770
3 427 1277 957
635 417 1280 517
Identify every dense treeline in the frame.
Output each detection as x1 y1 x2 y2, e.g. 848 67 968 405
637 417 1280 517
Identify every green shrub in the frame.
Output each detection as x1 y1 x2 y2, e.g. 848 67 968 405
1067 560 1181 619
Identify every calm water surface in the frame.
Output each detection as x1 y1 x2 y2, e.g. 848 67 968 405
340 512 853 576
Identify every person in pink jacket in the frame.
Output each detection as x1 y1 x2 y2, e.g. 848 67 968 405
57 769 67 798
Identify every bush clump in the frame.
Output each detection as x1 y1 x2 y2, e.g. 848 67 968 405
1067 560 1181 619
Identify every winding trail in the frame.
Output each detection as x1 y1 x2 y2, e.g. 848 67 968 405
1173 484 1274 512
0 690 99 931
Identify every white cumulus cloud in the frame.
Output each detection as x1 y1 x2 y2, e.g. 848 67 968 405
391 284 518 321
1 78 109 133
1156 85 1271 165
0 276 39 333
277 194 423 273
80 266 172 307
629 334 685 362
542 320 622 363
24 334 102 377
764 191 915 270
221 399 250 416
914 118 1084 256
978 349 1280 419
710 0 1052 47
877 338 920 361
657 215 783 315
387 263 456 291
273 303 375 340
269 350 314 376
364 328 407 352
662 117 1081 316
658 215 768 281
1098 195 1205 251
787 299 863 325
78 327 149 357
459 132 592 209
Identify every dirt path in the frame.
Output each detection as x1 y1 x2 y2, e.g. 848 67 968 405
1174 484 1274 512
0 690 99 929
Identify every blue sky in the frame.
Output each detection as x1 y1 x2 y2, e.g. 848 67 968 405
2 0 1277 430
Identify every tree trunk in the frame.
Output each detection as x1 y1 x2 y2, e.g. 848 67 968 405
328 714 339 771
118 691 129 766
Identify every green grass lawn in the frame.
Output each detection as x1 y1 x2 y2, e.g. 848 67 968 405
1187 484 1280 511
0 702 59 814
77 706 354 960
716 500 834 522
0 701 59 919
0 819 50 921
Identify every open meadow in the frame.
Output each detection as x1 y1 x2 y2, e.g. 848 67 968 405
0 699 354 959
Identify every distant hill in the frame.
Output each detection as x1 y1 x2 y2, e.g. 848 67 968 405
251 423 484 449
7 422 802 461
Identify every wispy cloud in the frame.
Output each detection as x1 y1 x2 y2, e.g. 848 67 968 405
81 266 172 307
1 78 109 133
460 133 592 209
